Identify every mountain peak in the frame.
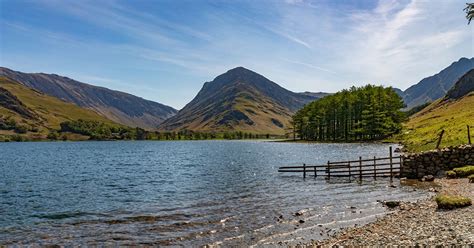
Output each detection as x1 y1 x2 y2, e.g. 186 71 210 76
159 68 326 134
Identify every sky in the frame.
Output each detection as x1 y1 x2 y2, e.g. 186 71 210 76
0 0 472 109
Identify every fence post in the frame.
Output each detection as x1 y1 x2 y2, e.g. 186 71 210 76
373 156 376 180
327 161 330 180
389 146 393 182
436 130 444 149
468 125 471 145
359 156 362 182
303 163 306 179
348 162 351 181
399 155 403 178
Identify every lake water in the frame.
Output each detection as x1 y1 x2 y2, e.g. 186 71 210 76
0 141 428 246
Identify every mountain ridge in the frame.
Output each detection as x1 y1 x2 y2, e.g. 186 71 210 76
0 67 177 129
402 57 474 109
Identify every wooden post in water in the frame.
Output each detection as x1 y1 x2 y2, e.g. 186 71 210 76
327 161 330 180
359 156 362 182
348 162 351 181
303 163 306 179
314 166 317 178
436 130 444 149
468 125 471 145
389 146 393 182
373 156 377 180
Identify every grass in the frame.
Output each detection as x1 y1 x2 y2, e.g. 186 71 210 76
393 93 474 152
435 195 472 210
452 165 474 178
468 174 474 183
446 170 457 179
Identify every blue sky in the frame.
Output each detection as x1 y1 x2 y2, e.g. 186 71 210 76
0 0 472 109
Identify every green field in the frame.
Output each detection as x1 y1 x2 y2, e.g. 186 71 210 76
395 93 474 152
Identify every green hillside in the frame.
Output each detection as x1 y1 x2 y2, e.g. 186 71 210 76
0 77 118 140
397 93 474 152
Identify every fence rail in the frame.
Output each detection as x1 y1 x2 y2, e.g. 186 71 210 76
278 147 401 181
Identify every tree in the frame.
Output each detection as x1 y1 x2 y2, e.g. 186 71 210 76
292 85 405 142
465 3 474 24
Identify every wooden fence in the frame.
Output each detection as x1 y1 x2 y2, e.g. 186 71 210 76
278 147 401 181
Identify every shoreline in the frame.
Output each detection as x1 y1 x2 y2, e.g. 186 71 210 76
298 178 473 247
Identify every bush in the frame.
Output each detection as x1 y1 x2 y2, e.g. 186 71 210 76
10 135 24 142
452 166 474 178
468 174 474 183
435 195 472 210
446 170 457 179
14 125 28 134
47 132 58 140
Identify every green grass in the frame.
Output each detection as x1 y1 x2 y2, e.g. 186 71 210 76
468 174 474 183
435 195 472 210
453 165 474 178
446 170 457 179
395 93 474 152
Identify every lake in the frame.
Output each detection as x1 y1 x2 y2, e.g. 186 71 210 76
0 141 428 246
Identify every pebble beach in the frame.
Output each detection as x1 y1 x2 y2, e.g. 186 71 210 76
299 178 474 247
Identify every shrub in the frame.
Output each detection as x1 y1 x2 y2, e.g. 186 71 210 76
47 132 58 140
14 125 28 134
446 170 457 179
468 174 474 183
453 166 474 178
435 195 472 210
10 135 23 142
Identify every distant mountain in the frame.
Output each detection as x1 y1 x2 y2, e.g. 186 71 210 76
0 67 177 129
445 69 474 100
1 77 118 139
159 67 325 134
298 91 331 99
402 57 474 109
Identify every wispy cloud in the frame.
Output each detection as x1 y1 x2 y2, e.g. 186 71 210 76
1 0 471 108
283 59 335 74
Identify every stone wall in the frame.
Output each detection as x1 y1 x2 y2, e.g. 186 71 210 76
401 145 474 179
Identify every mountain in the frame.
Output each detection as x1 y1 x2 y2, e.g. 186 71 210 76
0 67 177 129
445 69 474 100
402 57 474 109
159 67 325 134
400 71 474 152
298 91 331 99
1 77 119 140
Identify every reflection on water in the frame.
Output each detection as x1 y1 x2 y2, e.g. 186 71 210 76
0 141 428 246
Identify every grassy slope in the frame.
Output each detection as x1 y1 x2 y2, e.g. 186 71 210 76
0 77 118 138
398 93 474 152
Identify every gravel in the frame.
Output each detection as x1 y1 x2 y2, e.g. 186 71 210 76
298 178 474 247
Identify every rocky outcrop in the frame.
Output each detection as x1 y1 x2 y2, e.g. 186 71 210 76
401 145 474 179
0 86 37 120
445 69 474 100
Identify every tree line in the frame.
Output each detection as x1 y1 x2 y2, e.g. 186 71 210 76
58 119 275 141
292 85 405 141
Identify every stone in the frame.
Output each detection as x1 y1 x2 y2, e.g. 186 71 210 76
422 175 435 182
383 201 400 208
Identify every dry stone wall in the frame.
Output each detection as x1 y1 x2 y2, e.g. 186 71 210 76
401 145 474 179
